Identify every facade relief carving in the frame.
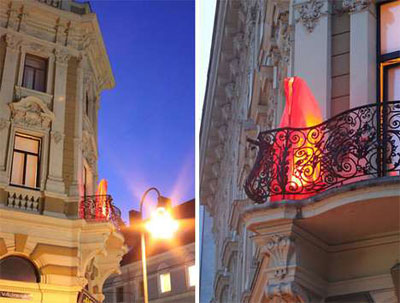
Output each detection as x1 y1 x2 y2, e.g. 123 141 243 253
0 118 10 131
265 281 311 303
52 131 63 144
296 0 325 33
265 235 293 280
5 33 21 51
54 48 71 64
82 131 97 169
342 0 371 13
9 96 55 129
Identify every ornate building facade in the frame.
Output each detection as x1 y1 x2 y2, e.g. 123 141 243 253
200 0 399 302
0 1 126 302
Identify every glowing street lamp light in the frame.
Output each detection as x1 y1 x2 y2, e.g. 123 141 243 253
139 188 178 303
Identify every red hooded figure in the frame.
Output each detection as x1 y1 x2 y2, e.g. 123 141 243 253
270 77 323 201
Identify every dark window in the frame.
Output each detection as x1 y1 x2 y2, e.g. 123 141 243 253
22 54 47 92
116 286 124 302
10 134 41 189
86 92 90 116
0 256 40 282
139 281 144 298
378 0 400 102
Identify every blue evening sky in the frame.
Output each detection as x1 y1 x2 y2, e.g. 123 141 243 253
90 1 195 222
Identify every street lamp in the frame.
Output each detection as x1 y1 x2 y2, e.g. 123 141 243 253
139 187 178 303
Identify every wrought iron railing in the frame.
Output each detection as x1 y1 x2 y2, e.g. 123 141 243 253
37 0 62 8
79 195 122 230
245 101 400 203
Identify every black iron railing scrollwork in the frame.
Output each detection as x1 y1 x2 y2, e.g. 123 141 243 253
244 101 400 204
37 0 62 8
79 195 122 230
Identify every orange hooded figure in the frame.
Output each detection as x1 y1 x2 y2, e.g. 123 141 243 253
95 179 110 219
270 77 324 201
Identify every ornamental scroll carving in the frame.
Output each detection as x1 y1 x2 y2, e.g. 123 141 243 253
342 0 370 13
296 0 325 33
265 235 293 280
82 131 97 169
265 281 311 303
54 48 71 64
9 96 55 129
5 34 21 50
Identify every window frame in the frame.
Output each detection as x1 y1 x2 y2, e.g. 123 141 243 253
10 133 41 190
377 0 400 103
22 54 48 93
186 264 196 289
158 271 172 294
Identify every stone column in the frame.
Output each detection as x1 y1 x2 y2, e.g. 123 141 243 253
293 0 331 119
69 56 85 198
346 0 376 107
0 34 20 178
45 49 70 194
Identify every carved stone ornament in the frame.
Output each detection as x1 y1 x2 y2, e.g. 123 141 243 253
9 96 55 129
52 131 63 144
5 34 21 50
54 48 71 64
265 281 312 303
0 118 10 130
342 0 370 13
82 131 97 169
296 0 324 33
266 235 293 279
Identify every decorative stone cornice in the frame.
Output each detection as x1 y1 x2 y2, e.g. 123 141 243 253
342 0 371 13
296 0 325 33
9 96 55 129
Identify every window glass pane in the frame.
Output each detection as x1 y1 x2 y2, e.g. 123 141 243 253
388 65 400 101
23 67 34 90
0 256 40 283
188 265 195 287
34 69 46 92
25 55 46 70
381 1 400 54
11 152 24 185
160 273 171 293
25 155 38 188
14 136 39 154
116 286 124 302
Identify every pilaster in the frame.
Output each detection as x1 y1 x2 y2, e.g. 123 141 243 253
0 34 20 175
346 0 376 107
293 0 331 118
45 49 70 194
69 56 85 198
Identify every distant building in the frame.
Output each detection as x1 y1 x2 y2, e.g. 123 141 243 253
0 1 126 302
200 0 399 302
104 199 196 303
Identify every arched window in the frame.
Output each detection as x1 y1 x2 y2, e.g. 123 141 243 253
0 256 40 283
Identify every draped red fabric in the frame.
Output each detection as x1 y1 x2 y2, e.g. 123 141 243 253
270 77 323 202
279 77 323 129
95 179 109 219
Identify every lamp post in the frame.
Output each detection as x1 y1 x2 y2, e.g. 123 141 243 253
139 187 178 303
